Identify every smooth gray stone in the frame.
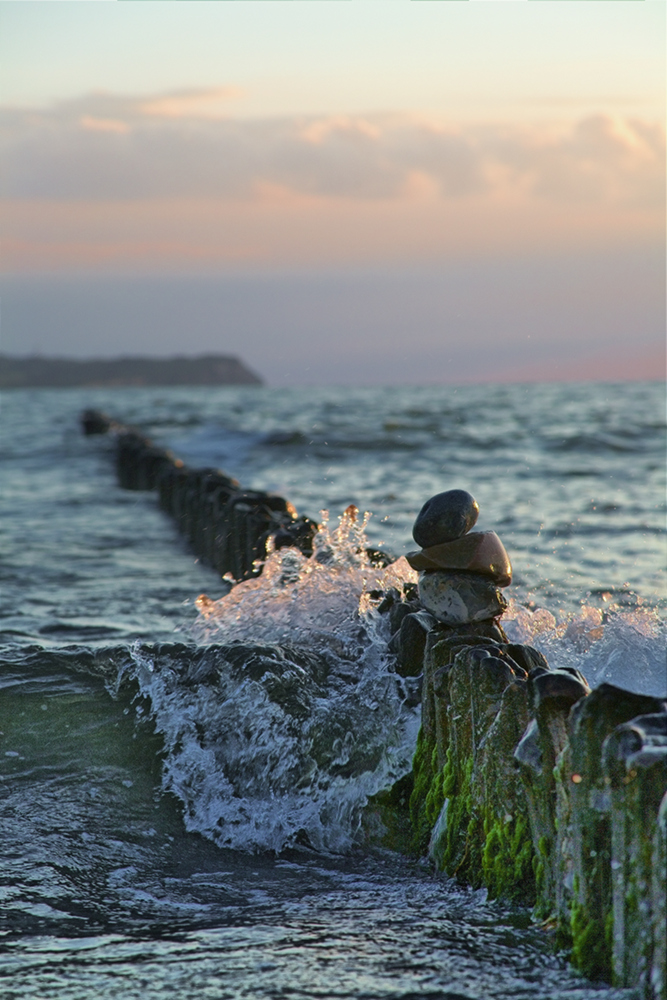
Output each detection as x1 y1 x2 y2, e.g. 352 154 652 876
418 570 507 625
412 490 479 548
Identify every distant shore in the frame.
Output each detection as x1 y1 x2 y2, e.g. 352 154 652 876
0 354 263 389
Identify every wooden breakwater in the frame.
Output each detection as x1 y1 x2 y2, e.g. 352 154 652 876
81 408 317 582
389 611 667 998
82 408 667 998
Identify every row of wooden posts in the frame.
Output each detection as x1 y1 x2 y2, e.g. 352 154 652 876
82 408 318 581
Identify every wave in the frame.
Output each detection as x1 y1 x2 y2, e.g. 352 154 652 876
161 423 264 473
503 597 667 697
110 510 421 854
539 428 663 455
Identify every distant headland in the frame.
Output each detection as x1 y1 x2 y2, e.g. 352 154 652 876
0 355 264 389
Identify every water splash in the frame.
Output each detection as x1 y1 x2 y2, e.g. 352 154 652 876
127 509 420 853
193 506 417 648
503 597 667 697
120 510 664 853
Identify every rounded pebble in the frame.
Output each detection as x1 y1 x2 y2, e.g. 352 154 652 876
412 490 479 548
405 530 512 586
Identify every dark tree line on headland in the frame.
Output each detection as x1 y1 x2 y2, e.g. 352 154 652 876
0 355 263 389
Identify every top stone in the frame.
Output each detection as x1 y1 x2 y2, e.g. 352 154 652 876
412 489 479 548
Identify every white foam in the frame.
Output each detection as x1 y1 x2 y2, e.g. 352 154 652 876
503 597 667 697
192 508 417 649
128 509 420 853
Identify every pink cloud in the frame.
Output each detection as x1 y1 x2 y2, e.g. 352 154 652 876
1 94 663 209
138 86 243 119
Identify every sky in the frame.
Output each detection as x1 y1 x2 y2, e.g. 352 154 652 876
0 1 664 386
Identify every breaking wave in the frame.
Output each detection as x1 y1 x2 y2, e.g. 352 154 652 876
119 509 420 853
503 597 666 697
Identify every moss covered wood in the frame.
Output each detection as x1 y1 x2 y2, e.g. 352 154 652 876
406 622 667 998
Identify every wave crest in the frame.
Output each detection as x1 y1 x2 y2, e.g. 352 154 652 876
126 509 419 853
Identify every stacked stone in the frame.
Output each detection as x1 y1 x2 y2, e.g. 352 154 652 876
406 489 512 627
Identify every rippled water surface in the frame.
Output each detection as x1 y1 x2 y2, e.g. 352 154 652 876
0 382 664 999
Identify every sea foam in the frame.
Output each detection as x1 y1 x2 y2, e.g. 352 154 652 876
127 509 420 853
503 597 666 697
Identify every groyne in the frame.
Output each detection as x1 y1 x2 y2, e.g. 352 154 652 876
399 621 666 997
82 409 667 999
82 409 318 582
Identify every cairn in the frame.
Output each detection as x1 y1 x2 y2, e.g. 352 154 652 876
406 489 511 626
387 490 515 683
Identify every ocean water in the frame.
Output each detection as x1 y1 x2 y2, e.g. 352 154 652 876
0 380 665 1000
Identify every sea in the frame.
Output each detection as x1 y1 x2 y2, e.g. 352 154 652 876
1 380 665 1000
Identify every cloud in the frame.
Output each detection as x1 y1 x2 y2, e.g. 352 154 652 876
3 86 242 126
137 86 243 119
0 90 663 209
80 115 131 135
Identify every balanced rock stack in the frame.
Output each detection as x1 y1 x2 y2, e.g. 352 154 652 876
407 489 511 626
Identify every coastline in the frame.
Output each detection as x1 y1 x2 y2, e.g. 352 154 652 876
0 354 263 389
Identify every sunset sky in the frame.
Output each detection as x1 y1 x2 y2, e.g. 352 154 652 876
1 2 664 386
